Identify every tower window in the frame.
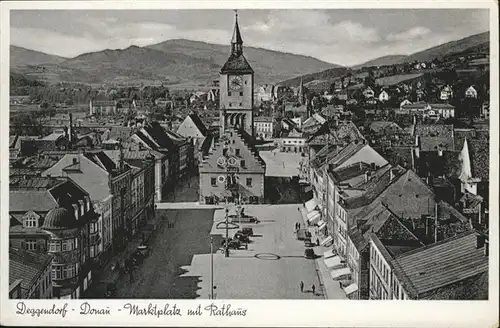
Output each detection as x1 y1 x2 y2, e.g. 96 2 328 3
239 103 242 106
211 178 217 186
228 92 232 96
229 103 232 107
245 81 247 85
240 92 243 96
235 149 240 156
246 178 252 187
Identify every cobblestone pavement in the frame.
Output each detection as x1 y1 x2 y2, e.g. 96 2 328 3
113 208 215 299
112 205 324 299
187 204 323 299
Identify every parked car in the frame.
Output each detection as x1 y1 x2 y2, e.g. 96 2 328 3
304 248 315 259
240 227 254 236
234 232 250 243
221 238 241 249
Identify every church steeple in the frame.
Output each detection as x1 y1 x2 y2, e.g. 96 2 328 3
231 10 243 56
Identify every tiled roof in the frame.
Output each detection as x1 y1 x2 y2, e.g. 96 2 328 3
200 135 214 156
9 190 57 212
188 113 209 137
220 54 254 74
370 121 402 134
10 177 88 214
9 248 53 296
9 168 43 177
332 162 371 182
468 134 489 181
375 146 414 169
345 165 404 210
454 129 476 151
143 123 176 151
415 124 454 152
109 126 135 142
10 176 63 190
310 143 341 169
329 142 366 168
417 151 461 179
84 152 117 174
27 157 59 169
391 230 488 298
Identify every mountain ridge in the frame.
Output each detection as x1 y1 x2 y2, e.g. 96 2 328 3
11 39 338 86
10 45 68 67
282 31 490 87
354 31 489 69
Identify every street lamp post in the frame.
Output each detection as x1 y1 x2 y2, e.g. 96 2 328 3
225 204 230 258
210 235 214 299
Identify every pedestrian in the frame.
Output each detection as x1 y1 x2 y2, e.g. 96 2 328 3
312 284 316 295
300 281 304 293
316 238 320 246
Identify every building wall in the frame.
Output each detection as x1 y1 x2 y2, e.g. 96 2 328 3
278 138 307 153
110 171 132 247
199 171 264 201
369 239 393 300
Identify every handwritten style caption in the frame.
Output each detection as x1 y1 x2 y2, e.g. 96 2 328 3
15 301 248 319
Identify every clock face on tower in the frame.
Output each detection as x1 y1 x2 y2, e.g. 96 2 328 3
229 75 243 90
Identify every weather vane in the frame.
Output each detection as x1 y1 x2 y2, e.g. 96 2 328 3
234 9 238 17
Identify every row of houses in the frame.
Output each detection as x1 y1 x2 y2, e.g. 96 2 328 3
9 117 199 299
305 118 489 300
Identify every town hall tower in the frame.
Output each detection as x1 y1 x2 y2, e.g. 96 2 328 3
219 11 254 137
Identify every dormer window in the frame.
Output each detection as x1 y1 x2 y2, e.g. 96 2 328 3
23 211 39 228
72 204 79 220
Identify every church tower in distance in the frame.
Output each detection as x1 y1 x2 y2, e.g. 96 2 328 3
219 11 254 137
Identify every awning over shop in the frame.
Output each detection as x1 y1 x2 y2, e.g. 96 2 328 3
321 235 333 246
324 256 343 269
323 248 336 259
307 211 321 224
330 267 351 280
343 283 359 295
318 221 327 231
305 198 318 213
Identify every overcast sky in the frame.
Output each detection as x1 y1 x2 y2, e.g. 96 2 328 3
10 9 489 66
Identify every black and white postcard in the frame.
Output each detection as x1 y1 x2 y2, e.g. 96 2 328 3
1 1 498 327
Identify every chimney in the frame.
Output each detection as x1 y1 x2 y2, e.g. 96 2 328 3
476 234 485 249
484 240 489 257
364 171 369 183
415 135 419 146
414 146 420 159
437 147 443 157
